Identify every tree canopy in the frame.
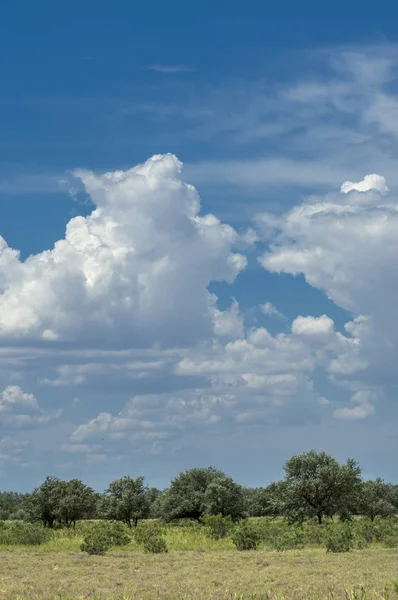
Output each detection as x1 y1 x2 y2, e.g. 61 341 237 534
158 466 246 522
270 450 362 524
98 475 150 528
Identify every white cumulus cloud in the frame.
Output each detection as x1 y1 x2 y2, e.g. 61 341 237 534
0 154 246 348
340 174 389 195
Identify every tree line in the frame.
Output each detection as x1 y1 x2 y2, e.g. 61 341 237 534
1 451 397 528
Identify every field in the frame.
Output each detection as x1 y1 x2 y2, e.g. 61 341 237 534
1 521 398 600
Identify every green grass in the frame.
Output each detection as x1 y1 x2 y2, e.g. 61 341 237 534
1 519 398 599
1 546 398 599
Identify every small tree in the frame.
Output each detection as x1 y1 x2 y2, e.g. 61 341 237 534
202 476 246 521
147 488 163 518
25 476 64 528
356 478 396 521
159 466 245 522
98 475 150 528
0 492 26 520
55 479 97 527
270 450 362 524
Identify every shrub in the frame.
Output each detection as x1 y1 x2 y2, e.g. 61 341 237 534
351 521 373 549
231 520 261 551
142 534 168 553
93 521 131 546
80 532 113 555
325 523 354 553
271 526 305 551
134 521 168 553
202 514 234 540
373 516 398 546
302 520 328 545
0 522 51 545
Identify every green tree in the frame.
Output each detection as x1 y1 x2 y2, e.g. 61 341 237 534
202 475 246 521
98 475 150 528
147 488 163 518
243 486 276 517
54 479 97 527
271 450 362 524
0 492 26 520
159 466 246 522
356 478 396 521
25 476 64 528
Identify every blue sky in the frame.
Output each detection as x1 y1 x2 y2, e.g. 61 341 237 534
1 1 398 492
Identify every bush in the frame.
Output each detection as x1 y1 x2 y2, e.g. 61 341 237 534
231 520 261 551
134 522 168 553
373 516 398 546
93 521 131 546
351 520 373 549
302 520 328 545
271 526 305 551
0 522 51 546
325 523 354 553
81 532 113 555
202 514 234 540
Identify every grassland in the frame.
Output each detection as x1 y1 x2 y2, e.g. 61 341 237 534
1 522 398 600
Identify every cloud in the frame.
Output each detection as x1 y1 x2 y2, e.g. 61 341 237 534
291 315 335 340
258 170 398 401
260 302 285 320
0 385 61 428
0 385 38 412
0 154 246 348
68 306 370 455
141 65 195 73
341 174 389 195
333 391 377 421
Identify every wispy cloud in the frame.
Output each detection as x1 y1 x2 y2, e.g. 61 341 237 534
141 64 195 73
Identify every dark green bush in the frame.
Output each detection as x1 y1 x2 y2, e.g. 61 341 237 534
231 520 261 551
202 514 234 539
80 532 113 555
93 521 131 546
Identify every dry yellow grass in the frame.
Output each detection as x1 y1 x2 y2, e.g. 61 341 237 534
1 547 398 600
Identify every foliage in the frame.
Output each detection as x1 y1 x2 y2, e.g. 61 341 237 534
271 526 305 551
356 479 396 521
231 519 262 550
23 476 96 528
202 476 246 521
84 520 132 546
98 475 150 528
325 523 354 553
24 476 63 528
159 467 246 522
54 479 97 527
0 521 51 545
80 531 113 555
134 521 168 553
243 486 275 517
147 488 163 518
202 513 234 539
270 450 362 524
0 491 27 520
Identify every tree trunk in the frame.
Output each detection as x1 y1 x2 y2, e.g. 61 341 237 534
317 512 323 525
134 517 138 528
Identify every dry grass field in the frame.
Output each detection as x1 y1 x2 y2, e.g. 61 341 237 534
1 546 398 600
